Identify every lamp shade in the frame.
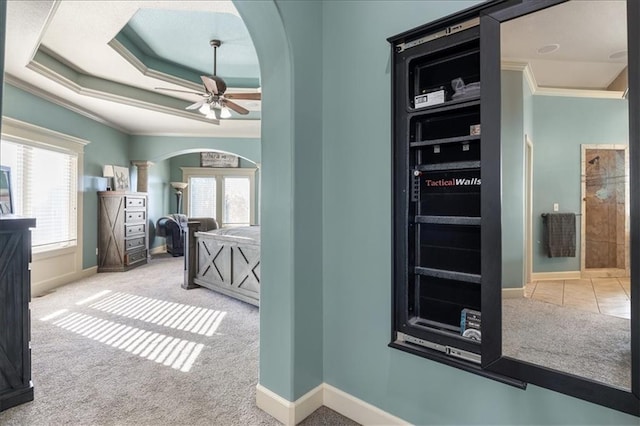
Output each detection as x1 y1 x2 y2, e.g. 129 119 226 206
103 165 115 177
170 182 188 191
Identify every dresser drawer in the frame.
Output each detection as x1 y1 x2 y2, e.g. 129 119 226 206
125 236 145 251
126 196 146 208
125 223 146 237
125 249 147 266
125 210 146 223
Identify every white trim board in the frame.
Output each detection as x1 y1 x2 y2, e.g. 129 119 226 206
531 271 581 281
256 383 409 426
502 288 524 299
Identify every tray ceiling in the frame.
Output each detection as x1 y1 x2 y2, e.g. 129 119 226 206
4 0 261 137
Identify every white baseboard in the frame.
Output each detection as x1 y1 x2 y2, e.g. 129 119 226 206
32 266 97 297
256 384 303 425
323 383 408 426
531 271 581 281
256 383 408 425
502 287 524 298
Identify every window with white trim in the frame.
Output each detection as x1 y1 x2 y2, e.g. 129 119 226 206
182 167 256 227
1 118 87 254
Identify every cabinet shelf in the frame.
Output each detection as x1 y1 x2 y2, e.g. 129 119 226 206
415 215 480 226
414 266 481 284
415 160 480 172
411 134 480 148
410 97 480 115
412 317 461 334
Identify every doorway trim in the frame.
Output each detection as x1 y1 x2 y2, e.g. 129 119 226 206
580 144 630 278
525 134 533 285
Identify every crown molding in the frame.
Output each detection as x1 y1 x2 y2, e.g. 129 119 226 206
501 61 626 99
2 116 90 153
108 37 204 93
25 56 222 125
534 87 626 99
501 61 538 95
131 119 261 138
4 74 130 133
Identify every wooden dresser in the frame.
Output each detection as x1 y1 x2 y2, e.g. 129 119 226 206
0 216 35 411
98 191 148 272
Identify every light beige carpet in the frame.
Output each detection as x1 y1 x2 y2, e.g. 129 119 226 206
503 297 631 390
0 254 358 425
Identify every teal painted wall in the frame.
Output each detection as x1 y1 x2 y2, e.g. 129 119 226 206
275 0 325 399
235 0 297 401
501 70 525 289
2 86 263 264
320 1 636 424
129 136 260 250
532 96 628 273
2 84 130 269
128 134 260 163
2 1 638 423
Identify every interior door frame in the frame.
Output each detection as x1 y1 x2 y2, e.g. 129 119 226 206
525 135 533 284
580 144 630 277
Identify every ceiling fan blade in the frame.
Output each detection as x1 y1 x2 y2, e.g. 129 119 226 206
201 76 218 95
186 100 206 110
155 87 206 96
224 92 262 100
224 99 250 115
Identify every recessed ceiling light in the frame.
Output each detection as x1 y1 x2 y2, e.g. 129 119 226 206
537 44 560 55
609 50 627 60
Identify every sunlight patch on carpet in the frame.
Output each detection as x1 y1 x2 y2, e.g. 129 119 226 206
83 291 226 336
75 290 112 305
40 309 69 321
43 312 204 372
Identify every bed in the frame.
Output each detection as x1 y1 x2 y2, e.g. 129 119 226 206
184 223 260 306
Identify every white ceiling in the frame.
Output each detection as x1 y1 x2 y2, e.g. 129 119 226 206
3 0 628 139
502 0 627 91
4 0 261 137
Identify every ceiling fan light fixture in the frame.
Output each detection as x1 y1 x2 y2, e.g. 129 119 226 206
155 38 259 123
220 106 232 119
199 103 211 115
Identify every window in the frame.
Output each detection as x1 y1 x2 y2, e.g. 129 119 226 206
182 167 256 227
1 118 88 253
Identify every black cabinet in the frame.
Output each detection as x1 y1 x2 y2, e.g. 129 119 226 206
390 15 484 367
0 216 35 411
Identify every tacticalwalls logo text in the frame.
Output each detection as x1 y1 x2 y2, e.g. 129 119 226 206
425 177 481 187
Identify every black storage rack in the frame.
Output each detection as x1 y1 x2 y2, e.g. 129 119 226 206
391 18 483 366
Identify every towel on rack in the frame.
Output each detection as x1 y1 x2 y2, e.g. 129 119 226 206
543 213 576 258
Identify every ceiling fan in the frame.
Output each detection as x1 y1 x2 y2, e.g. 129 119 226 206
155 39 261 120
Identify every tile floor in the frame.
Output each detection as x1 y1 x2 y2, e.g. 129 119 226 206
524 277 630 319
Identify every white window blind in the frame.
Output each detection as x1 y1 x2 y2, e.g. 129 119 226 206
189 177 217 218
224 177 250 225
1 139 78 251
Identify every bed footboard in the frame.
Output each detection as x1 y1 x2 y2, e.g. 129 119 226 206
184 223 260 306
